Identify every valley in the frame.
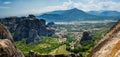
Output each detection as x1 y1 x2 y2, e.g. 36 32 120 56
14 19 115 56
0 0 120 57
0 14 118 57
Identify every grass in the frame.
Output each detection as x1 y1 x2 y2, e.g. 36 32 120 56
38 43 51 48
49 45 71 55
15 36 62 54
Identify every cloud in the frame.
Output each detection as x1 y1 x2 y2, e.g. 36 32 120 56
41 0 120 11
0 6 10 9
40 0 80 11
3 1 12 4
24 0 120 14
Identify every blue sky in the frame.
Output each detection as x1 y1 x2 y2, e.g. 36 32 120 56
0 0 120 17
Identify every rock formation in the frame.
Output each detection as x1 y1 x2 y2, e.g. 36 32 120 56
88 20 120 57
0 16 26 33
47 22 55 27
26 29 40 44
13 18 54 44
0 24 24 57
80 30 92 41
0 15 55 44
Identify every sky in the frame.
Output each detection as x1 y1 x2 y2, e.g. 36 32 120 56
0 0 120 17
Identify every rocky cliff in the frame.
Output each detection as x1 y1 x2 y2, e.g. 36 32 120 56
13 18 54 44
88 20 120 57
0 16 26 33
0 24 24 57
0 15 55 44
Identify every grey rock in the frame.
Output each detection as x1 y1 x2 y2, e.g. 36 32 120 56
26 29 40 44
0 15 55 44
80 31 92 41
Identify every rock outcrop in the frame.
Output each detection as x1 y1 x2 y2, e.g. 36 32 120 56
13 18 44 41
80 30 92 41
0 15 55 44
13 18 54 44
88 20 120 57
0 24 24 57
26 29 40 44
0 16 26 33
47 22 55 27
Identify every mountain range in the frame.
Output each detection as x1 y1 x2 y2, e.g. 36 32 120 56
37 8 120 22
88 11 120 16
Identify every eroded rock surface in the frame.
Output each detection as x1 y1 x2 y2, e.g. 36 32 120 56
88 20 120 57
0 24 24 57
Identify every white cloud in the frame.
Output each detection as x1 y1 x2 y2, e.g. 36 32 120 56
3 1 12 4
40 0 81 11
41 0 120 11
98 1 120 10
24 0 120 14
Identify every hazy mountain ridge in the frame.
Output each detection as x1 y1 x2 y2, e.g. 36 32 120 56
37 8 120 22
88 11 120 16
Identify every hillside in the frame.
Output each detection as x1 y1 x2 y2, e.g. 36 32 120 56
88 20 120 57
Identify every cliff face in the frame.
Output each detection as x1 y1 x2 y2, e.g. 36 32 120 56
0 16 26 33
0 24 24 57
88 20 120 57
0 15 55 44
13 18 54 44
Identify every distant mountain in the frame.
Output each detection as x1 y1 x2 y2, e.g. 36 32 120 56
87 11 101 16
88 11 120 16
37 8 120 22
45 10 65 15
